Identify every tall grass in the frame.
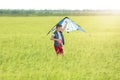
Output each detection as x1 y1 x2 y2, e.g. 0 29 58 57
0 16 120 80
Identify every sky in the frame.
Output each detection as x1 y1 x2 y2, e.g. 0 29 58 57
0 0 120 10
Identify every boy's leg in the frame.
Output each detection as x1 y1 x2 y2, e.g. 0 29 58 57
54 46 60 54
59 46 64 54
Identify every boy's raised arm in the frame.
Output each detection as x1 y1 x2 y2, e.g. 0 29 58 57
62 21 68 32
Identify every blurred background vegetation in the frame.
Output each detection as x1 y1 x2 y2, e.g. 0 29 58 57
0 9 120 16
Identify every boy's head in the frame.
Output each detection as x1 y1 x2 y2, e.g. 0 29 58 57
56 24 62 31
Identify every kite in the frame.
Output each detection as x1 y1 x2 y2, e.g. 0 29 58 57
47 17 86 35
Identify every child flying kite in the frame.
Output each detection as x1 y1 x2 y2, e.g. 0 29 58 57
48 17 86 55
50 21 68 55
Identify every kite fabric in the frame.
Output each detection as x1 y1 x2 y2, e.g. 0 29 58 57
47 17 86 35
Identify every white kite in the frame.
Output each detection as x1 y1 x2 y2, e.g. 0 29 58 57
47 17 86 35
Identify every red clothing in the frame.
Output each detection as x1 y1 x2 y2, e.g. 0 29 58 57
54 45 64 55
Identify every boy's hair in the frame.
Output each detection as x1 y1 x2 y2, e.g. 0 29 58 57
56 24 62 29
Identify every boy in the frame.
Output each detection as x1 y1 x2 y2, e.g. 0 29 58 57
50 21 68 55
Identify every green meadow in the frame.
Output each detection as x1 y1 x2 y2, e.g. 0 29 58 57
0 16 120 80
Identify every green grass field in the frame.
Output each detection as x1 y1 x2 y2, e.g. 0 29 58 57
0 16 120 80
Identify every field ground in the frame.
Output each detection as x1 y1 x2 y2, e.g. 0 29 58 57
0 16 120 80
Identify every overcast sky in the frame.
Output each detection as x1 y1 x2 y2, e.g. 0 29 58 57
0 0 120 10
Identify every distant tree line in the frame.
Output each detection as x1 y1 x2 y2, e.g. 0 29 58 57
0 9 120 16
